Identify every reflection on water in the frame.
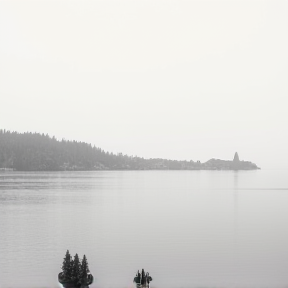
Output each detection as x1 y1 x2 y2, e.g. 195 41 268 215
0 170 288 288
233 171 238 241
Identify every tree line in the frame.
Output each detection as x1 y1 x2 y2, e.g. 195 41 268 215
0 130 195 171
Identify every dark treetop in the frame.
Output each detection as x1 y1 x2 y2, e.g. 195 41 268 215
0 130 260 171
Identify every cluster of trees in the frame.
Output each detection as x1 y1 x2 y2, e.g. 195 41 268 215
0 130 196 170
0 130 259 170
0 129 116 170
60 250 91 283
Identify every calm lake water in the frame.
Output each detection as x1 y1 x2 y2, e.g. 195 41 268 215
0 170 288 288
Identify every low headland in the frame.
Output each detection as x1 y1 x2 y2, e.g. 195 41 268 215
0 130 260 171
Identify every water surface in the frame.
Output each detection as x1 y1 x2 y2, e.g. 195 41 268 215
0 170 288 288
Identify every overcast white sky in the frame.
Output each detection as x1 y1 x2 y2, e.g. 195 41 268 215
0 0 287 168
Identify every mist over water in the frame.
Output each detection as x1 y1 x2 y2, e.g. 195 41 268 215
0 170 288 288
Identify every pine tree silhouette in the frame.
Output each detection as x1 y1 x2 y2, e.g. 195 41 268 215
61 250 72 280
72 253 81 280
80 255 90 279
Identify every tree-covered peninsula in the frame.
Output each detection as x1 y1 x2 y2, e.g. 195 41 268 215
0 130 259 171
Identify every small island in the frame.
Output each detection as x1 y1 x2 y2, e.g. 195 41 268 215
0 130 260 171
201 152 260 170
58 250 94 288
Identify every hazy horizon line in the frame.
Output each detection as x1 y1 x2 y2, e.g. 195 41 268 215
1 128 246 163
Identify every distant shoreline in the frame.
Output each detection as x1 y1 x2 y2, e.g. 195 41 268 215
0 167 260 172
0 130 260 171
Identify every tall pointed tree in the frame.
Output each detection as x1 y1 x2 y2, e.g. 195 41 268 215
72 253 81 280
80 255 90 279
61 250 72 280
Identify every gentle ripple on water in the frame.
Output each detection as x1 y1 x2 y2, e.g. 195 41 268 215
0 170 288 288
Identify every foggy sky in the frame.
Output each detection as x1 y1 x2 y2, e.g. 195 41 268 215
0 0 287 168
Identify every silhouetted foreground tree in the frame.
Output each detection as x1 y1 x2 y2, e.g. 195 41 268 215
80 255 90 279
72 253 81 281
133 268 153 287
61 250 73 280
59 250 93 288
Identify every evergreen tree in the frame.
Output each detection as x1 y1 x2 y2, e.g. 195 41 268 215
72 253 81 280
70 258 74 278
80 255 90 279
61 250 72 280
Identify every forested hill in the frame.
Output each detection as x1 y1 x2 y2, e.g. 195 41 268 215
0 130 196 171
0 130 259 171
